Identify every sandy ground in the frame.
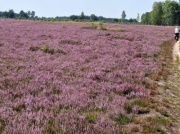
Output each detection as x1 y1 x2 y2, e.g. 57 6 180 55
172 40 180 133
173 40 180 69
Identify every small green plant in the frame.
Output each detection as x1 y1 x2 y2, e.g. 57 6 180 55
40 45 55 54
132 99 148 107
112 114 132 125
85 113 98 124
146 116 169 126
40 45 49 52
116 28 124 32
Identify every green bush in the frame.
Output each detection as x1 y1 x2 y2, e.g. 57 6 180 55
40 45 49 52
40 45 55 54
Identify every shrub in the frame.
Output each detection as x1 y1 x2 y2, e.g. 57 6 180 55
40 45 49 52
40 45 55 54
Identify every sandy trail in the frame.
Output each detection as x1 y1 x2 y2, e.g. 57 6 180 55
173 40 180 68
172 40 180 132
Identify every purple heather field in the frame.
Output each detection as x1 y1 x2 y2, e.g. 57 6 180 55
0 19 172 133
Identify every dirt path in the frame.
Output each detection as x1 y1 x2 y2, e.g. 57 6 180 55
168 40 180 132
173 40 180 69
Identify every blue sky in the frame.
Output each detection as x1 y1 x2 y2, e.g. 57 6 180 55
0 0 176 19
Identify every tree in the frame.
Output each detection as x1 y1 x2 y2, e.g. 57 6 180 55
151 2 163 25
141 12 152 25
3 11 8 18
113 19 119 23
8 9 15 18
27 11 31 18
70 15 78 21
90 14 97 21
121 10 126 22
19 10 28 19
31 11 35 18
79 12 85 20
163 0 180 25
137 13 140 22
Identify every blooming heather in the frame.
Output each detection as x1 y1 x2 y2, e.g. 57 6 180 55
0 19 172 133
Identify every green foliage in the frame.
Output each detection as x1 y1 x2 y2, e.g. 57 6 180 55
90 14 98 21
142 0 180 26
40 45 50 52
141 12 152 25
85 113 98 124
147 116 169 126
40 45 55 54
121 10 126 22
79 12 85 20
151 2 163 25
111 114 132 125
132 99 148 107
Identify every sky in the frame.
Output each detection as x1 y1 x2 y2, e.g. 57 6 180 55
0 0 178 19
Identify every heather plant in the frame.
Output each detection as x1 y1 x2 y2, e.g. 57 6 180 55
0 19 173 133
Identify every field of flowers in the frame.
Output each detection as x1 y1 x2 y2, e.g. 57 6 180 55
0 19 173 133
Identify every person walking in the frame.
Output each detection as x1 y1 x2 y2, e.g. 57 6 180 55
175 26 179 41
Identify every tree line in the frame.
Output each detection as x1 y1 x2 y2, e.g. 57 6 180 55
0 9 138 23
141 0 180 26
0 9 36 19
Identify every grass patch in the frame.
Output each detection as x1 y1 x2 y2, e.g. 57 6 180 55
85 113 98 124
132 99 149 107
146 116 169 126
111 114 132 125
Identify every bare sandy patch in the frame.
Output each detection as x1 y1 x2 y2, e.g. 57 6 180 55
173 41 180 69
